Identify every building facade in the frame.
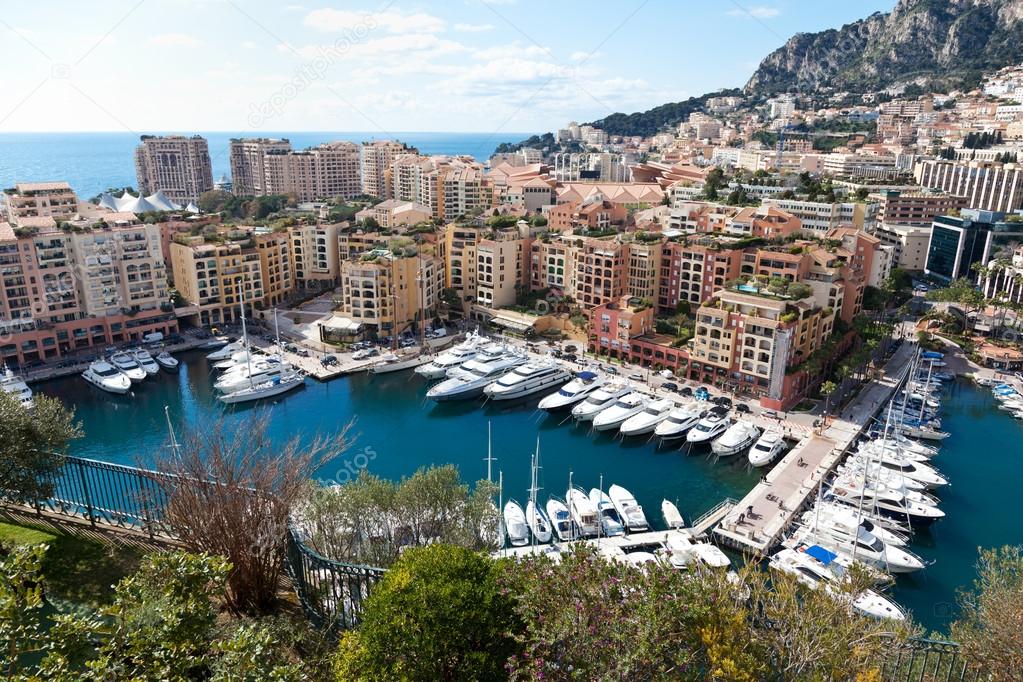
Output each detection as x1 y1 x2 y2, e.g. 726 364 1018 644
134 135 214 205
228 138 293 196
3 182 79 226
914 160 1023 213
263 142 362 202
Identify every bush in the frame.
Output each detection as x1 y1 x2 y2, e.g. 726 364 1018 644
0 392 82 504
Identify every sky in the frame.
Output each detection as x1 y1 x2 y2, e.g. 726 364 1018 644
0 0 894 134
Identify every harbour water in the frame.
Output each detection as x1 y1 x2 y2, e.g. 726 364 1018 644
33 352 1023 632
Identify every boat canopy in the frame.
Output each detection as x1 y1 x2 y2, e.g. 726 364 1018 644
577 371 597 380
805 545 838 565
921 351 943 359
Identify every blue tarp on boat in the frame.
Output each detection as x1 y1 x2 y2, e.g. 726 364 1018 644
805 545 838 565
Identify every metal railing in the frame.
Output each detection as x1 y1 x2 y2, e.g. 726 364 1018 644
881 637 983 682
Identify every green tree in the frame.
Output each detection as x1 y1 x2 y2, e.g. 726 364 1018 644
335 544 518 682
820 380 838 416
951 546 1023 679
0 393 82 504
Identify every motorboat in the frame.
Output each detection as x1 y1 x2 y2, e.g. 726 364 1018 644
414 332 482 379
663 534 731 570
426 352 527 401
109 352 147 383
827 483 944 528
848 451 948 488
686 413 730 445
218 369 304 404
133 348 160 376
661 499 685 529
1 367 34 409
198 336 230 350
799 503 910 548
565 486 599 537
769 546 905 620
592 392 650 432
607 484 649 532
896 424 949 441
215 357 285 392
619 397 674 437
588 488 626 536
790 524 925 574
546 497 576 542
155 351 179 371
443 343 510 378
711 421 761 457
525 499 552 544
571 383 631 422
503 500 529 547
483 361 572 401
831 473 941 508
213 349 257 371
836 462 929 492
206 341 244 362
82 360 131 395
369 350 431 374
537 370 605 411
654 402 702 442
748 430 787 467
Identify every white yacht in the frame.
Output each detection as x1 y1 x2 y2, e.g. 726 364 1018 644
769 546 905 620
155 351 179 371
800 502 911 548
661 499 685 529
1 367 34 409
663 534 732 570
503 500 530 547
109 352 146 383
545 497 576 542
369 350 432 374
607 484 649 532
748 430 787 467
525 499 552 544
483 362 572 401
443 343 509 378
589 488 626 536
790 524 925 574
827 483 944 528
847 451 948 488
219 369 305 404
571 383 631 422
711 421 761 456
414 334 483 379
686 413 730 445
619 397 674 437
566 486 599 537
426 352 527 401
592 392 649 432
213 349 257 371
836 462 929 492
133 348 160 376
537 370 605 411
654 402 703 442
206 341 244 362
82 360 131 394
215 358 285 392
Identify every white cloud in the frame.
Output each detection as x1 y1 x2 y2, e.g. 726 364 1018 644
569 50 599 62
304 8 445 34
149 32 201 47
726 5 780 19
453 22 494 32
472 43 550 60
241 40 257 49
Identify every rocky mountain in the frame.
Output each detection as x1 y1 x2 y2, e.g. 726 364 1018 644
746 0 1023 95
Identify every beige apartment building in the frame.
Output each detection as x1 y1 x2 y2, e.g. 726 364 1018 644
229 138 292 196
3 182 79 226
254 232 293 308
388 156 491 220
361 140 407 198
263 142 362 202
340 248 443 336
290 223 339 289
444 224 482 308
623 239 662 301
170 236 266 327
134 135 214 205
355 199 433 229
476 231 528 309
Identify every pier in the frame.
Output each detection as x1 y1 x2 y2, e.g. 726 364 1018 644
713 340 918 556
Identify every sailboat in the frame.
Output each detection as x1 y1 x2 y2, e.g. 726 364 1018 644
525 439 553 543
219 303 304 404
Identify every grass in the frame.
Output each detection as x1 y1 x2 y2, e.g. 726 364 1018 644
0 519 147 609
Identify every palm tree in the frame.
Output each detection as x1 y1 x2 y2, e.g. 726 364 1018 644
820 380 838 421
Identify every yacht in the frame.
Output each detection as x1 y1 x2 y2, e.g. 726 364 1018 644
426 352 527 401
443 343 509 378
369 350 432 374
607 484 649 532
619 397 674 437
686 413 731 445
1 367 34 409
525 499 553 544
155 351 179 371
571 383 631 422
799 502 910 548
545 497 576 542
663 534 732 570
213 349 257 371
661 499 685 529
82 360 131 394
503 500 530 547
109 352 147 383
414 333 482 379
836 462 929 492
897 424 949 441
206 341 244 362
827 483 944 528
133 348 160 376
748 430 787 467
565 486 599 537
483 361 572 401
711 421 761 457
215 357 285 392
769 546 905 620
219 369 305 404
847 451 948 488
790 524 925 574
589 488 626 536
654 402 703 442
592 392 649 432
537 370 605 411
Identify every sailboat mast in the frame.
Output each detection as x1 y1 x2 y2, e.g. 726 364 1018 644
485 421 494 482
164 405 181 457
238 281 254 390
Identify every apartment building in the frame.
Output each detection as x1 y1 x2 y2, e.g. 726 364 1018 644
3 182 79 226
354 199 433 229
914 159 1023 212
134 135 214 205
338 229 389 261
762 198 877 233
623 239 662 301
170 236 267 326
339 248 443 336
0 219 175 366
528 238 573 293
822 151 898 178
551 153 629 182
444 224 481 308
547 199 626 232
263 142 362 202
872 190 968 227
228 138 293 196
476 230 528 308
570 237 627 308
253 232 293 308
289 223 339 289
388 156 491 220
873 223 932 271
361 140 407 198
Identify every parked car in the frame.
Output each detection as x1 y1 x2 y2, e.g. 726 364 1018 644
657 369 674 379
284 343 298 353
604 366 619 375
562 353 578 363
322 355 339 366
629 371 644 381
735 403 751 414
352 348 379 360
662 382 679 393
760 409 779 420
295 348 310 357
679 387 693 397
714 396 733 408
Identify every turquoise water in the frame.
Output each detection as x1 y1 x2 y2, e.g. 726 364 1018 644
33 353 1023 632
0 131 535 198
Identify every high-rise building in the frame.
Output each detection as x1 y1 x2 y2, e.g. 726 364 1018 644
3 182 79 226
134 135 214 205
914 160 1023 212
361 140 407 198
228 138 292 196
925 210 1023 281
263 142 362 202
290 222 340 289
340 248 443 335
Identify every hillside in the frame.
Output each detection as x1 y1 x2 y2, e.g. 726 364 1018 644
584 88 743 137
745 0 1023 95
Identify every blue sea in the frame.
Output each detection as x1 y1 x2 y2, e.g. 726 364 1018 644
0 131 535 199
